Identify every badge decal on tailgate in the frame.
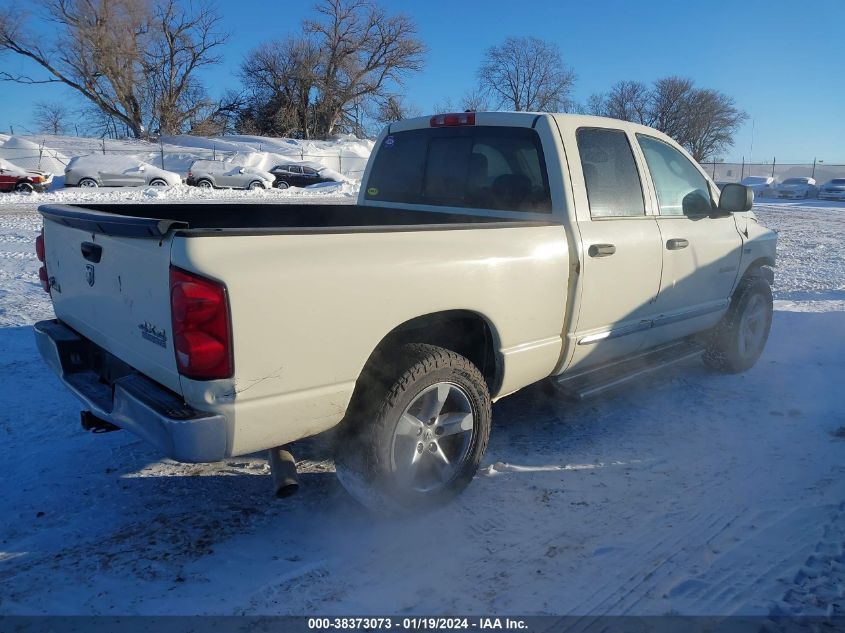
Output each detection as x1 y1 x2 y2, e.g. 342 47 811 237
138 322 168 348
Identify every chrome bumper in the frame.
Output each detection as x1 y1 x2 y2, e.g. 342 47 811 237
33 320 229 462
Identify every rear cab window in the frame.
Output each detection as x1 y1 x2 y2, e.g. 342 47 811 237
365 126 552 213
576 128 645 218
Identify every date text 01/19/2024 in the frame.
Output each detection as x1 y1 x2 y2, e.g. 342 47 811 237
307 617 529 630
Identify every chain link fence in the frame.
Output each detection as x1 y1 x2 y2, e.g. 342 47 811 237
0 138 369 179
702 161 845 184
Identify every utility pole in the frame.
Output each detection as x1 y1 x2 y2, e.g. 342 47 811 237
812 158 817 179
771 157 776 178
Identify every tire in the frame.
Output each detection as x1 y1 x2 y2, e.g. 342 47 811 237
196 179 213 189
78 178 98 188
334 344 491 514
247 180 265 190
13 181 34 193
275 181 289 190
149 178 168 187
703 276 773 373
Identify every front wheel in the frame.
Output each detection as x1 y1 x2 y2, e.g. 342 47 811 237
334 344 491 514
275 181 289 190
14 181 34 193
247 180 265 190
704 276 773 373
149 178 168 187
78 178 98 188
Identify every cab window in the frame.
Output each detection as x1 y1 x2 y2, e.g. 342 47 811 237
576 128 645 218
365 126 551 213
637 135 713 216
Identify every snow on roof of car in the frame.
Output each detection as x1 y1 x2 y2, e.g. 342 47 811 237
0 158 30 176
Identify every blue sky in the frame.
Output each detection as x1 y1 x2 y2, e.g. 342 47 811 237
2 0 844 163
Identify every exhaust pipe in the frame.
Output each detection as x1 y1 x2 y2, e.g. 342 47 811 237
268 445 299 498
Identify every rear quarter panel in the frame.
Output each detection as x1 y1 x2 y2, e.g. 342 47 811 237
171 225 570 456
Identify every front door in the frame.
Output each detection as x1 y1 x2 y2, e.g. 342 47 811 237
568 127 664 370
636 134 743 343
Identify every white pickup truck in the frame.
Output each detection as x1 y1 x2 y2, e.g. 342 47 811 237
34 112 776 511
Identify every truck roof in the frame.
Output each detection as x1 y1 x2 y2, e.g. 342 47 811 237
387 111 676 144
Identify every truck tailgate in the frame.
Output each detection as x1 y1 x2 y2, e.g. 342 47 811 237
40 205 184 395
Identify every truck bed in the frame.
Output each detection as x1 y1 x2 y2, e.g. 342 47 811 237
40 203 556 237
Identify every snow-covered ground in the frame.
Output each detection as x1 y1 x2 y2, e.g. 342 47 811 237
0 198 843 616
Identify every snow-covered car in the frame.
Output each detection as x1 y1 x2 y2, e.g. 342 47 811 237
741 176 776 198
773 177 818 199
269 162 343 189
64 155 181 188
0 158 53 193
818 178 845 200
185 160 274 190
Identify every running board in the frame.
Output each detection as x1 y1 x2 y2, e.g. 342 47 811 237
553 339 703 400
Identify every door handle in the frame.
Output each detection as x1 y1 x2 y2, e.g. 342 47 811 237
80 241 102 263
666 238 689 250
588 243 616 258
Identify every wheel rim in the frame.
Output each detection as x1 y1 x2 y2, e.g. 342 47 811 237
249 181 263 190
150 179 166 187
277 182 289 189
738 294 768 358
390 382 475 493
198 180 212 188
79 179 97 188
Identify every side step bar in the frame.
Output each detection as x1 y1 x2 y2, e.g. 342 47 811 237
553 339 704 400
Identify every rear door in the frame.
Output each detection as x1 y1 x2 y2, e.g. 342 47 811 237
635 134 742 343
567 127 664 369
41 207 182 393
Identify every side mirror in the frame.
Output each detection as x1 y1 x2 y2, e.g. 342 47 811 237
238 168 245 174
718 183 752 212
139 166 146 172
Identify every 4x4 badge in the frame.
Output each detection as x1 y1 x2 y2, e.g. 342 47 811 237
85 264 95 287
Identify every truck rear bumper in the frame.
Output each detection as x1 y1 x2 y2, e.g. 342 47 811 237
33 320 229 463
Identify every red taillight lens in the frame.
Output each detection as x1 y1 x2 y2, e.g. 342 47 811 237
38 265 50 292
35 229 45 262
430 112 476 127
170 267 232 380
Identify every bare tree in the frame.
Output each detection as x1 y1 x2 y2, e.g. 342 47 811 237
0 0 227 138
238 0 424 138
306 0 426 137
477 36 575 112
373 95 420 125
588 76 747 161
432 89 490 115
33 101 70 134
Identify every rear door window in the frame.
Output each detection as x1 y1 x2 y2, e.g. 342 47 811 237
365 126 551 212
576 128 645 218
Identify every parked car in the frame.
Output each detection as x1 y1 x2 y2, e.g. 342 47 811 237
186 160 274 190
33 112 776 512
741 176 776 198
64 155 181 188
773 177 818 199
818 178 845 200
269 162 342 189
0 158 53 193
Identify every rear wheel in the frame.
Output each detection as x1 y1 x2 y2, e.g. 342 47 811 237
704 276 773 373
196 179 213 189
78 178 98 188
13 181 34 193
149 178 167 187
334 344 491 514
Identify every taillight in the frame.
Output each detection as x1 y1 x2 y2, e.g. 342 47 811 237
35 229 45 262
36 228 49 293
430 112 476 127
170 267 232 380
